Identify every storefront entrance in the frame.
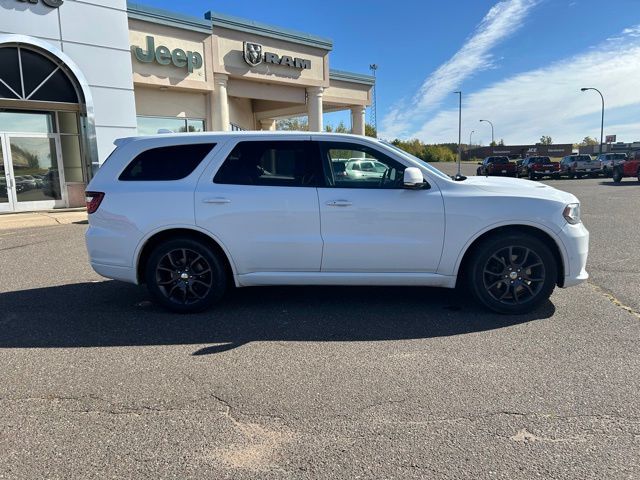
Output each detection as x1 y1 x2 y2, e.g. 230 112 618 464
0 111 67 213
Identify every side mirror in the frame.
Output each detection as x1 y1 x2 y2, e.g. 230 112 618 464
477 162 483 165
403 167 426 189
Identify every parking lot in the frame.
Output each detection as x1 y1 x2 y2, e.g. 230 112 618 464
1 169 639 479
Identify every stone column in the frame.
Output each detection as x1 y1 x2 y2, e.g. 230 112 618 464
212 74 230 131
351 105 366 136
306 86 324 132
260 119 276 131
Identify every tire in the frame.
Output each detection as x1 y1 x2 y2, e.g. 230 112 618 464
637 168 640 183
568 173 575 179
528 171 537 181
476 167 482 176
553 174 560 180
466 233 557 315
612 168 623 183
145 237 227 313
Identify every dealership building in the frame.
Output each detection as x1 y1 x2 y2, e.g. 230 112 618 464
0 0 374 213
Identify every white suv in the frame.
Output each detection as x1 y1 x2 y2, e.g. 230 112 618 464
85 132 589 314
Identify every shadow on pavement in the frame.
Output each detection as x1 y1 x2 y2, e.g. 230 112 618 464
598 181 640 187
0 281 555 355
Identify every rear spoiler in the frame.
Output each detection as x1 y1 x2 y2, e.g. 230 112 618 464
113 137 137 148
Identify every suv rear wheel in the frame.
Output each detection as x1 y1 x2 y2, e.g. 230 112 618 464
467 233 557 314
145 237 227 313
612 167 623 183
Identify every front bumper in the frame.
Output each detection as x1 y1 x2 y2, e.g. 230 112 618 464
558 221 589 288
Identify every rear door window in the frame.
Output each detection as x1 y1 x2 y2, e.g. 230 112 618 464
214 141 322 187
119 143 215 181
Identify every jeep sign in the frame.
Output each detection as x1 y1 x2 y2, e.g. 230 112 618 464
133 36 203 73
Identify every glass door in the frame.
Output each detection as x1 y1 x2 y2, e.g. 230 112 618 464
1 134 66 212
0 136 12 213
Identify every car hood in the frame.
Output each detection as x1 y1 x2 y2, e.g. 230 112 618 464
461 176 578 203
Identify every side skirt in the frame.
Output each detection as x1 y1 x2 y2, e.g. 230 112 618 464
235 272 457 288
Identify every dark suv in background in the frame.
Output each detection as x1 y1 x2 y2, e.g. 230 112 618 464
518 156 560 180
476 156 517 177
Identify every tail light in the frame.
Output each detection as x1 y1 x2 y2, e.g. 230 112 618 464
85 191 105 214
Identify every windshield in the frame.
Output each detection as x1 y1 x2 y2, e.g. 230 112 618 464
381 141 452 180
613 153 627 159
490 157 509 164
575 155 592 161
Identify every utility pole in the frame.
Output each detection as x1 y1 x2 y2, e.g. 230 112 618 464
581 87 605 156
479 119 494 145
454 91 462 178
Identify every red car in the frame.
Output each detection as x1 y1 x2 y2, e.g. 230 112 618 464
477 156 518 177
612 151 640 183
518 156 560 180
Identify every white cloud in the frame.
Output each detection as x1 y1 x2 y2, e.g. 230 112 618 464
380 0 538 139
406 26 640 145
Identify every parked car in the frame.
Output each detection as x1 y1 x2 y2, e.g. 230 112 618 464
612 150 640 183
559 154 601 178
14 175 37 191
518 156 560 180
85 132 589 315
597 153 627 177
476 156 517 177
344 158 388 181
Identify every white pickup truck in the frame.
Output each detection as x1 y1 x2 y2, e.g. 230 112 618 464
560 154 602 178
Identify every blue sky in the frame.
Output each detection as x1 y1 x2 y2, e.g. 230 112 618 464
139 0 640 145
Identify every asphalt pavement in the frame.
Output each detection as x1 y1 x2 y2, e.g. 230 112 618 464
0 168 638 479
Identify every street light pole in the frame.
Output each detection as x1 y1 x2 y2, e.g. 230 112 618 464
479 119 494 145
580 87 604 156
469 130 475 148
454 91 462 178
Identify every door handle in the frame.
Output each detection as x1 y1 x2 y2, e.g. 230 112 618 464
203 197 231 204
326 200 352 207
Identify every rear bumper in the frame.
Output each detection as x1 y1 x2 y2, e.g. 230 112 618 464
90 262 138 284
558 222 589 288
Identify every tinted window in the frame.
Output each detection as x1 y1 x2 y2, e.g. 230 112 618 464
320 142 406 189
489 157 509 164
119 143 215 181
214 141 321 187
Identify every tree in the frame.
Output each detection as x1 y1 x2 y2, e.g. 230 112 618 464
498 139 505 146
539 135 553 145
489 140 497 147
579 136 598 146
365 123 377 138
276 117 308 131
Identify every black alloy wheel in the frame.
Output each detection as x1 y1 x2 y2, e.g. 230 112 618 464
468 234 557 314
145 237 227 313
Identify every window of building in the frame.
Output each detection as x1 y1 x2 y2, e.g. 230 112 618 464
0 45 79 103
119 143 216 181
320 142 405 189
136 116 206 136
230 123 246 131
214 141 321 187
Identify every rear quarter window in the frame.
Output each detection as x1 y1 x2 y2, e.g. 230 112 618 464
119 143 216 181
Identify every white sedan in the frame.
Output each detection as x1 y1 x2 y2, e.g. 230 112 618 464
85 132 588 314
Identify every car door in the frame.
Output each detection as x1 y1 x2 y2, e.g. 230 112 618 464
314 138 445 273
195 138 324 274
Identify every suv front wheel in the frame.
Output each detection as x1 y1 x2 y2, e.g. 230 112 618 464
145 237 227 313
467 233 557 314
